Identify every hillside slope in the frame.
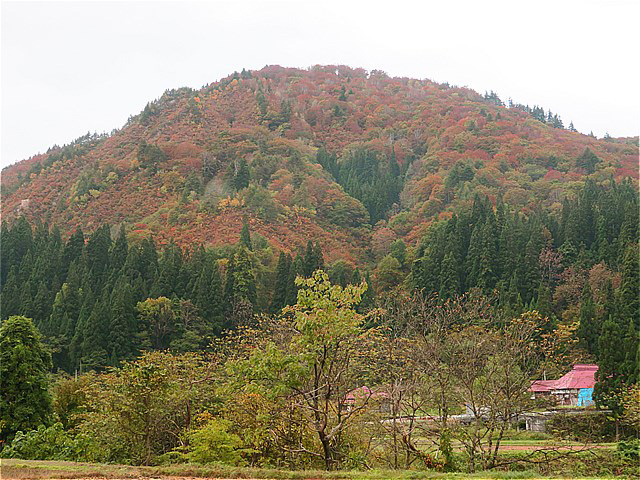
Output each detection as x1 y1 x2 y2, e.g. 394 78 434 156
2 65 637 264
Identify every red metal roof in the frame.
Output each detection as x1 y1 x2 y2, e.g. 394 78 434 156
530 379 557 392
530 364 598 392
556 364 598 389
345 386 389 403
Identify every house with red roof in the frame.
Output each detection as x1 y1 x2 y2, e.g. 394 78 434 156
530 364 598 407
343 386 391 413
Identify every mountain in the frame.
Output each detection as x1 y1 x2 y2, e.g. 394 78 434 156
1 65 637 265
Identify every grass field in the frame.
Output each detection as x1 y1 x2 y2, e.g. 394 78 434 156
0 459 629 480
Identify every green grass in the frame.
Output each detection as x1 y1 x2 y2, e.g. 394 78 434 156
0 459 628 480
498 440 615 447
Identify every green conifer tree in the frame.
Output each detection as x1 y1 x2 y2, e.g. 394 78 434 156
240 218 253 251
231 247 257 307
618 244 639 326
286 254 304 306
594 315 628 438
108 277 136 364
577 283 598 356
439 252 461 299
270 251 291 313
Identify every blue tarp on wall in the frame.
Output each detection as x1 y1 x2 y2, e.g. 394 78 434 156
577 387 594 406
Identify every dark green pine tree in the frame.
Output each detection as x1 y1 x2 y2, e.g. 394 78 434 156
576 283 598 356
231 247 257 307
46 282 80 373
108 277 136 364
618 244 639 327
498 214 520 286
534 280 553 319
60 262 84 338
62 227 84 277
0 221 10 286
313 241 324 273
207 260 224 333
521 232 543 303
172 247 192 299
19 280 34 319
192 258 223 333
86 225 112 290
270 252 291 313
616 244 639 386
505 271 523 315
316 147 338 178
286 254 304 306
465 223 483 288
599 280 617 328
303 241 316 277
477 222 498 292
413 229 446 294
594 215 611 265
240 218 253 251
109 226 129 276
594 315 628 436
389 146 400 178
5 217 34 276
32 282 51 331
338 85 347 101
78 294 110 371
17 250 34 286
622 318 639 384
151 243 182 298
617 205 639 261
439 251 461 299
577 180 596 249
69 286 95 371
138 236 159 293
30 238 59 299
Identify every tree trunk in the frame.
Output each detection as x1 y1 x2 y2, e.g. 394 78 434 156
392 399 399 469
320 432 334 470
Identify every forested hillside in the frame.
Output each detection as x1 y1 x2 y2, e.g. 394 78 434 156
0 65 638 474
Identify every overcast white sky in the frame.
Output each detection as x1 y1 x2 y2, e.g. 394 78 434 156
1 0 638 169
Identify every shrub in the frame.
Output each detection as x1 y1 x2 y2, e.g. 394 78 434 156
547 411 619 442
617 438 640 461
1 423 83 460
181 418 248 466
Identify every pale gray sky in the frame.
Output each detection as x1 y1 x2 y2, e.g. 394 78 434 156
1 0 638 168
